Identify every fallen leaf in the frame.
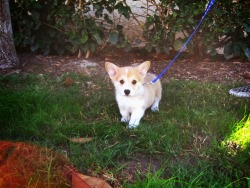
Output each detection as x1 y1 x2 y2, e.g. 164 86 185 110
72 172 112 188
64 77 74 87
72 172 91 188
69 137 93 143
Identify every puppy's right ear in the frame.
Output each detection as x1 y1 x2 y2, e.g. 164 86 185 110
105 62 118 79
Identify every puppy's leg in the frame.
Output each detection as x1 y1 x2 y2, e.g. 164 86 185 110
120 109 130 123
151 98 160 112
128 109 145 128
151 84 162 112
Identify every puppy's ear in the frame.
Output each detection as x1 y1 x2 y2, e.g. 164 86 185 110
138 61 150 77
105 62 119 79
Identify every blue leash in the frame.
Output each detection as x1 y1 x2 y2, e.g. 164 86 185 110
148 0 215 84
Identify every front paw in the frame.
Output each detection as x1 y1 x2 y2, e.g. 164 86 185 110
151 106 159 112
128 120 139 128
128 123 139 129
121 117 129 123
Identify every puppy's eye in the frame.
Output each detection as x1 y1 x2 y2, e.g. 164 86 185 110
120 80 124 84
132 80 137 85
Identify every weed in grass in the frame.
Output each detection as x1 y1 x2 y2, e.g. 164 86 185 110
223 114 250 151
125 166 174 188
222 114 250 168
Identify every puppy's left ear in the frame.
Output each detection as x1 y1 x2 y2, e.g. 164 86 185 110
138 61 151 77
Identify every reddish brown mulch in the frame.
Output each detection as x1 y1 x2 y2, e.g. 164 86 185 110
0 141 111 188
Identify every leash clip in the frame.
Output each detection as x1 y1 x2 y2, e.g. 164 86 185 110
143 81 154 86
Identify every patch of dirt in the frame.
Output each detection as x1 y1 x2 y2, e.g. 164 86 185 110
118 154 164 182
1 49 250 84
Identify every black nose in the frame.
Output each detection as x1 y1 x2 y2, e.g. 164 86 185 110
124 89 130 95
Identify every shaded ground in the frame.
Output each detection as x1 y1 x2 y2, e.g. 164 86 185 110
1 50 249 84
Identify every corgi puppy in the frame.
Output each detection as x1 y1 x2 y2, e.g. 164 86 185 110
105 61 162 128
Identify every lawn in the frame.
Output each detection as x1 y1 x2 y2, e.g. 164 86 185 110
0 72 249 187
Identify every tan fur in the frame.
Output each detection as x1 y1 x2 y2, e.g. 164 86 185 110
105 61 162 128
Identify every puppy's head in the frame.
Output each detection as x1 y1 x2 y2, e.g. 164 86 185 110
105 61 150 96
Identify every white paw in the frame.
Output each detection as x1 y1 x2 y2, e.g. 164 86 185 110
151 106 159 112
128 123 139 129
121 117 130 123
128 119 140 128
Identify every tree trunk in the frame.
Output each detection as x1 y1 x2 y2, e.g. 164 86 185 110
0 0 19 69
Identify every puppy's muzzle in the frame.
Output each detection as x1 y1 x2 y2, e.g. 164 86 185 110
124 89 130 96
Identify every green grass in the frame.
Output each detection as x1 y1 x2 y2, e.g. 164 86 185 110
0 73 249 187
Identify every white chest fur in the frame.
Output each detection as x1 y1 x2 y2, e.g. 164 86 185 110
116 93 148 113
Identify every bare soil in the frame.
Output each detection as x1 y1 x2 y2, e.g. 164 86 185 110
1 50 249 84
